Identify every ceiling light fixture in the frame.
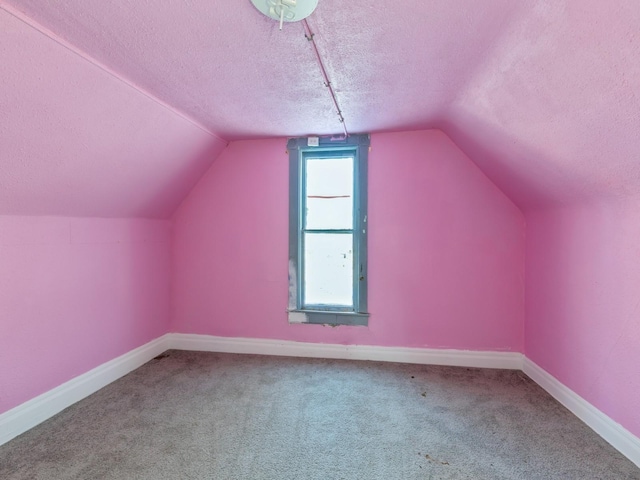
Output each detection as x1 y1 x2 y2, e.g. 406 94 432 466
250 0 319 30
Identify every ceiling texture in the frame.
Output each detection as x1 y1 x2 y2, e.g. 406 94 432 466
1 0 639 217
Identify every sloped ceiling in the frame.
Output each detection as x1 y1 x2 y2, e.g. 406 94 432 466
1 0 639 216
446 1 640 208
0 6 227 218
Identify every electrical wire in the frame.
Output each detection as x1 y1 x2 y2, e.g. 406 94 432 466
302 19 349 138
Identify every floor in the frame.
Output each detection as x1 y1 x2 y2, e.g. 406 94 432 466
1 350 638 479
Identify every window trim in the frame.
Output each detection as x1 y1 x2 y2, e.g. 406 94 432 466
287 134 370 326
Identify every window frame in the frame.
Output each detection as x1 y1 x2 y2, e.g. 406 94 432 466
287 134 370 326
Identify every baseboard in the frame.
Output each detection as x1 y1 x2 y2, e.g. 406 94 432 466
4 333 637 470
0 333 519 448
523 358 640 468
0 334 170 447
167 333 524 370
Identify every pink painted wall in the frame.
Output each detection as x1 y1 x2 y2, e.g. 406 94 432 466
171 130 525 350
525 197 640 438
0 216 171 415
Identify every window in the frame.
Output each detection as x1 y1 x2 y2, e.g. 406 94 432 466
287 134 370 326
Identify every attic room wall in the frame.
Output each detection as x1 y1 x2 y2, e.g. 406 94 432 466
1 4 228 418
525 196 640 439
171 129 525 349
0 217 171 415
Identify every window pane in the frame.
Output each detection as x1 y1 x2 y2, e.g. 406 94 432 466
304 233 353 307
305 157 353 230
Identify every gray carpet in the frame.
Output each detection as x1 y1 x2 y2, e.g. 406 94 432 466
1 350 638 479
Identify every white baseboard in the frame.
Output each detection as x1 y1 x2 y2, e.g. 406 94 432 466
0 333 519 449
0 335 170 447
167 333 524 370
3 332 637 470
523 358 640 468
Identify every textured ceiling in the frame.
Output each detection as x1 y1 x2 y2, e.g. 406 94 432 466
2 0 522 139
445 1 640 208
0 6 226 218
1 0 639 215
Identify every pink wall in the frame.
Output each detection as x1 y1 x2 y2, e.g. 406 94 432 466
171 130 525 350
0 216 171 415
525 196 640 438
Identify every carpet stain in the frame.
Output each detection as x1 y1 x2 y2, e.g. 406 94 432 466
424 453 450 465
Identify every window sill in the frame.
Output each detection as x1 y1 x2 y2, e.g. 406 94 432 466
288 309 369 326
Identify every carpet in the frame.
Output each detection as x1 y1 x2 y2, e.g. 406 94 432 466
1 350 638 479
